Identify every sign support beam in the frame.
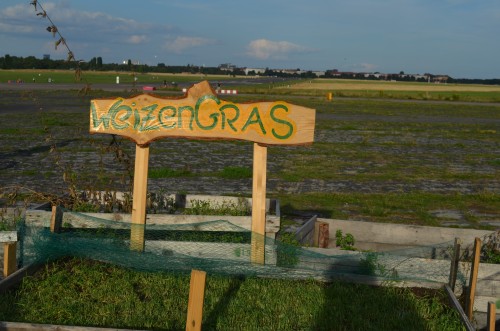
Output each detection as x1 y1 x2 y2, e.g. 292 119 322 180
251 143 267 264
130 144 149 251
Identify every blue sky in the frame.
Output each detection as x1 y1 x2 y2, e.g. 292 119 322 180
0 0 499 78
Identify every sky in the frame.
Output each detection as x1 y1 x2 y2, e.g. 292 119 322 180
0 0 499 79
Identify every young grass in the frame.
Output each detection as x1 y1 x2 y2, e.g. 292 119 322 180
0 258 464 331
149 167 193 179
276 192 500 226
217 166 252 179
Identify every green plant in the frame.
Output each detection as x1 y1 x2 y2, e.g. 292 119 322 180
148 166 192 179
481 231 500 264
0 208 24 231
335 229 355 250
72 201 100 213
184 198 250 216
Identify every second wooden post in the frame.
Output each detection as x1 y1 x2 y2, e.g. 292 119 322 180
131 144 150 251
251 143 267 264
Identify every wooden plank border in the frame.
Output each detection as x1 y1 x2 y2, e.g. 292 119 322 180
0 231 17 242
448 237 460 291
294 215 317 246
0 321 147 331
444 284 475 331
0 263 44 294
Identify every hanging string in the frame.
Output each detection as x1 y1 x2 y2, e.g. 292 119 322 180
30 0 88 91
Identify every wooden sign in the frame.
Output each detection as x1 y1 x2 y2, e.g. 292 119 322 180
90 80 315 146
89 80 316 263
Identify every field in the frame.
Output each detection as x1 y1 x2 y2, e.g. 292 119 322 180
0 72 498 329
0 76 498 228
273 79 500 102
291 79 500 92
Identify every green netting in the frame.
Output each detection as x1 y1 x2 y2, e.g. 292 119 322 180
16 210 458 286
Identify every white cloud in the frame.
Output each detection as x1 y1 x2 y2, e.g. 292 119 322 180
164 36 215 53
246 39 308 60
128 35 147 44
357 63 379 72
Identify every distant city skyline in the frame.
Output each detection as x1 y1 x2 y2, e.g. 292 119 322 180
1 0 499 79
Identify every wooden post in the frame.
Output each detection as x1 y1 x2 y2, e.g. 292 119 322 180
466 237 481 320
251 143 267 264
3 242 17 278
186 270 207 331
448 237 461 291
318 222 329 248
50 205 63 233
487 301 496 331
130 144 149 251
313 221 320 247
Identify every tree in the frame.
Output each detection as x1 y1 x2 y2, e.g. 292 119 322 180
96 57 103 69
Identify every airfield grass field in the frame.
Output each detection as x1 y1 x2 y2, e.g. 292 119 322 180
0 70 498 330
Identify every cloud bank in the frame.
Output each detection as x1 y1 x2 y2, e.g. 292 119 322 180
246 39 308 60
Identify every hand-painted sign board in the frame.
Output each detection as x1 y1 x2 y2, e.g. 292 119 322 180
90 80 315 146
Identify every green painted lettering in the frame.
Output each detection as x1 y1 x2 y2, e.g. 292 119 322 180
140 104 159 131
178 106 194 130
219 104 239 132
109 100 131 130
242 107 266 135
91 101 111 129
270 104 294 140
195 95 220 130
133 108 141 130
158 106 176 129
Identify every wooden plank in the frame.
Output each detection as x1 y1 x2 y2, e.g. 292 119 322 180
131 144 149 251
145 241 277 265
251 143 267 264
26 210 280 234
0 263 44 294
90 81 316 146
474 296 500 313
444 284 475 331
466 237 481 320
294 215 317 245
316 218 495 247
3 242 17 278
0 321 147 330
50 205 63 233
487 301 496 331
186 270 206 331
448 237 460 291
0 231 17 242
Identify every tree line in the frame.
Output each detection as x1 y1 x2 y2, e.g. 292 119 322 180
1 54 499 84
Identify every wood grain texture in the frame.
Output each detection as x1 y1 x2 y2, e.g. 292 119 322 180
90 81 315 146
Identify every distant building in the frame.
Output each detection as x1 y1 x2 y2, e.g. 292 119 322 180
243 67 266 75
219 63 237 72
433 75 450 83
